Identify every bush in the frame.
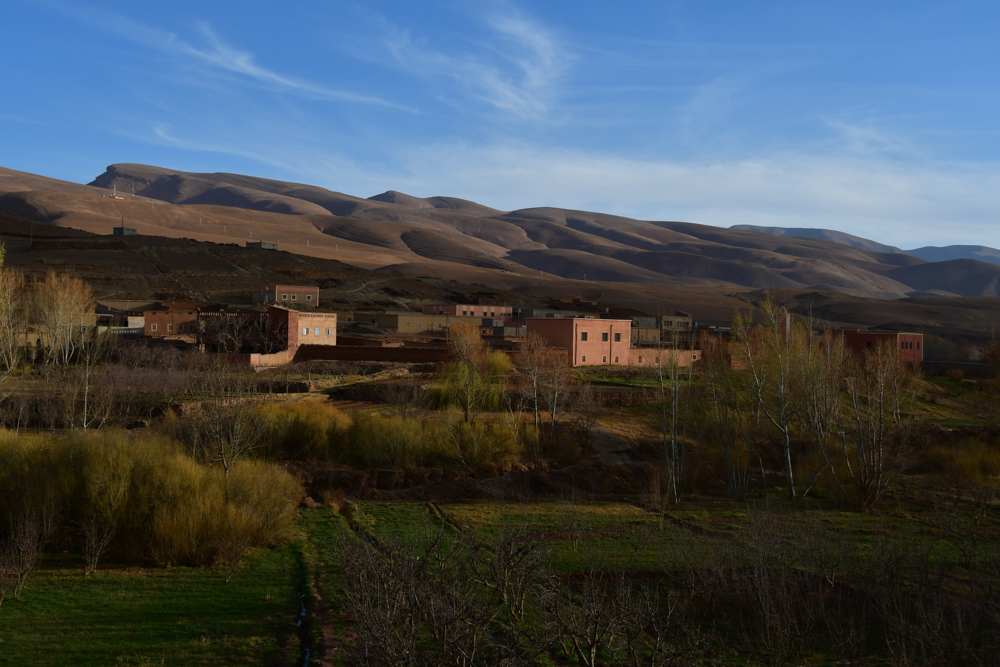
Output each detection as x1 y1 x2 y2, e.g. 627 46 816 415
0 429 303 575
349 416 452 468
258 401 352 461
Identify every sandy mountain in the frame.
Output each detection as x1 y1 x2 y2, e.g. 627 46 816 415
731 224 905 254
0 162 994 302
907 245 1000 266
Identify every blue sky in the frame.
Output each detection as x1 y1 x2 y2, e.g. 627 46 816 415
2 0 999 247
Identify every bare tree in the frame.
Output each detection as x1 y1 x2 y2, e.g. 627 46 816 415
34 271 95 366
734 297 808 498
79 439 134 574
0 507 52 605
647 329 695 504
195 364 265 478
841 340 913 510
573 381 603 440
0 247 28 387
512 331 549 431
444 322 504 423
700 331 766 499
800 330 850 497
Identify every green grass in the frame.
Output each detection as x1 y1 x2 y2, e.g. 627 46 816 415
0 546 302 667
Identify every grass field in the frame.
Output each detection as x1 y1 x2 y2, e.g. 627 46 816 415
0 545 303 666
4 496 999 665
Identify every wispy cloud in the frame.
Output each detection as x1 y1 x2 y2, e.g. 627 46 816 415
377 141 1000 248
381 5 569 119
38 1 408 110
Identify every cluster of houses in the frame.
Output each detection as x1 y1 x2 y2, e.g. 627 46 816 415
93 285 924 369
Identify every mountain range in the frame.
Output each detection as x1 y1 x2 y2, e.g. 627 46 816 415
731 224 1000 266
0 163 998 303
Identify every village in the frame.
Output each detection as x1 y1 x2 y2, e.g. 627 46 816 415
91 283 924 369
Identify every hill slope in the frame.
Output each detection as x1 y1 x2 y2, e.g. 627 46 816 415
0 162 992 301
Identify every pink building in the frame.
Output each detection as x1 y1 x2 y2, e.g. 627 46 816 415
423 304 512 319
843 330 923 366
526 318 632 367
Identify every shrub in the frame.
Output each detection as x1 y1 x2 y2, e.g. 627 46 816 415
259 401 352 461
349 416 452 468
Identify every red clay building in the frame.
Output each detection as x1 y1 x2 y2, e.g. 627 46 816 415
423 304 513 319
253 285 319 307
843 329 923 366
143 302 219 339
527 318 632 367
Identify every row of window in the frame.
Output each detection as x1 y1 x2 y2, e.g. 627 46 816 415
150 323 190 332
580 355 620 364
302 327 334 336
901 340 919 350
579 331 622 342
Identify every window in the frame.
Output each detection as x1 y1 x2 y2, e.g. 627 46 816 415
602 332 609 342
302 327 308 335
638 356 643 363
917 342 920 349
178 325 184 332
151 324 157 332
306 295 312 301
582 355 586 362
581 331 588 341
326 328 332 335
614 332 621 342
406 322 411 328
167 324 173 332
602 355 608 363
291 294 297 301
614 356 619 363
463 310 467 316
282 294 288 300
315 328 320 335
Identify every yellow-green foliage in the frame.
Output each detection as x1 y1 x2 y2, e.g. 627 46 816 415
258 401 352 461
0 428 303 568
451 419 521 468
349 416 452 468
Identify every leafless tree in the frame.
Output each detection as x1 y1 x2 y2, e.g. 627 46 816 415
194 364 265 478
572 381 603 440
800 330 850 497
381 378 433 420
512 331 549 431
647 328 695 504
0 250 28 387
841 340 913 510
700 331 766 499
33 271 95 366
79 441 134 574
0 507 52 605
734 298 809 498
444 322 506 423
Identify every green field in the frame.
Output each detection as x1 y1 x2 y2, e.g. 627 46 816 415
4 498 1000 665
0 545 303 666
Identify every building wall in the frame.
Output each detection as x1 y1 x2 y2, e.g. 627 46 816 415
631 327 661 344
295 311 338 347
370 313 487 332
842 330 923 366
422 304 513 318
143 311 200 337
628 348 701 368
526 318 632 367
253 285 319 307
294 345 449 363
